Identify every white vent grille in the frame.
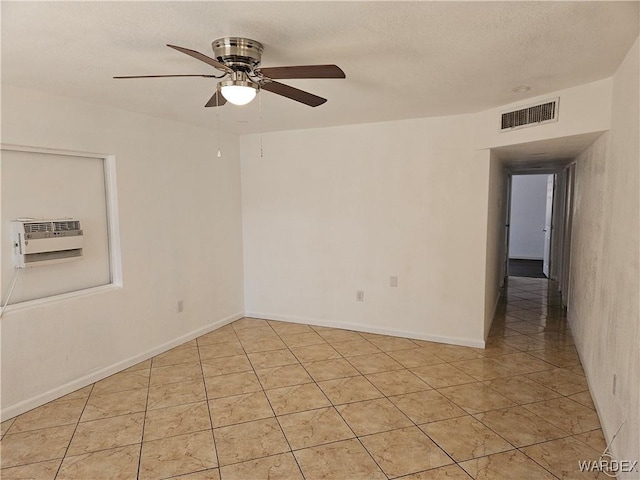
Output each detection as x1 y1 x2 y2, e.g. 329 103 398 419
501 98 559 131
53 220 81 231
23 220 80 233
24 222 53 233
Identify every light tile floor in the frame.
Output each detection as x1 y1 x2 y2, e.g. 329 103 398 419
1 277 608 479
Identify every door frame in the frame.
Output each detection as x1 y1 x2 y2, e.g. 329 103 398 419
559 163 576 307
503 173 513 283
505 173 550 279
543 174 555 278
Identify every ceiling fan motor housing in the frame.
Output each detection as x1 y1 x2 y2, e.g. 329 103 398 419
212 37 263 71
115 36 343 107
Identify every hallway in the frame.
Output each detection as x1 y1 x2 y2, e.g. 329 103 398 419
0 278 607 479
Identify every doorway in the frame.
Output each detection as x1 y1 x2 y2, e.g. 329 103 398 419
507 174 554 278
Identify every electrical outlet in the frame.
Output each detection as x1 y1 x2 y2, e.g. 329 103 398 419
356 290 364 302
177 300 184 313
390 276 398 287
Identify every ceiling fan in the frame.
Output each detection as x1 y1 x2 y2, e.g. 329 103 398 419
114 37 345 107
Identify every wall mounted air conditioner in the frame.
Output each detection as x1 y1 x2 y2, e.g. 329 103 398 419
12 219 84 268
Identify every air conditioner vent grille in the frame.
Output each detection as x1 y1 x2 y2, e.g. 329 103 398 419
24 222 53 233
501 98 559 131
23 220 81 233
54 220 81 231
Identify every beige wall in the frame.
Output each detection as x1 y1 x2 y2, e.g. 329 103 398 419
241 115 488 346
1 85 245 418
569 38 639 472
483 152 508 338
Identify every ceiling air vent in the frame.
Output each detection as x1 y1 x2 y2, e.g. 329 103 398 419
500 97 559 131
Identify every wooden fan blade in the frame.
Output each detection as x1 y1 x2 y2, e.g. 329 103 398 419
204 91 227 107
114 74 218 79
259 64 345 79
167 44 233 74
261 81 327 107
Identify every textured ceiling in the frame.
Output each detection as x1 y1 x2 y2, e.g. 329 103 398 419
2 1 638 134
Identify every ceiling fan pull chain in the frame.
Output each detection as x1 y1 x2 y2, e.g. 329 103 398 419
259 88 264 158
216 85 222 158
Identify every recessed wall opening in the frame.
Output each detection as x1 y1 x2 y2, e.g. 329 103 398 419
503 163 576 310
491 132 605 308
0 145 123 310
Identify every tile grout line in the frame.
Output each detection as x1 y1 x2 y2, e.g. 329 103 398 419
268 322 368 479
232 314 588 477
268 323 420 478
240 322 305 478
479 279 592 476
53 383 95 479
134 355 153 480
195 333 221 477
276 324 467 478
285 326 391 479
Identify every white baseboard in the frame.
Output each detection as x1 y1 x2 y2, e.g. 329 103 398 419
1 311 244 420
3 309 487 419
245 311 485 348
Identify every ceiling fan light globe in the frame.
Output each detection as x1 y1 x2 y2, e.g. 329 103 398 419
220 83 257 106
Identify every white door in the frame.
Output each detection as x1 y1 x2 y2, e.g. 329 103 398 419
543 175 554 277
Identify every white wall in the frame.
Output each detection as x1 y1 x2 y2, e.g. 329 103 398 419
484 152 508 337
241 115 488 347
1 85 245 418
569 38 639 473
508 174 549 260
